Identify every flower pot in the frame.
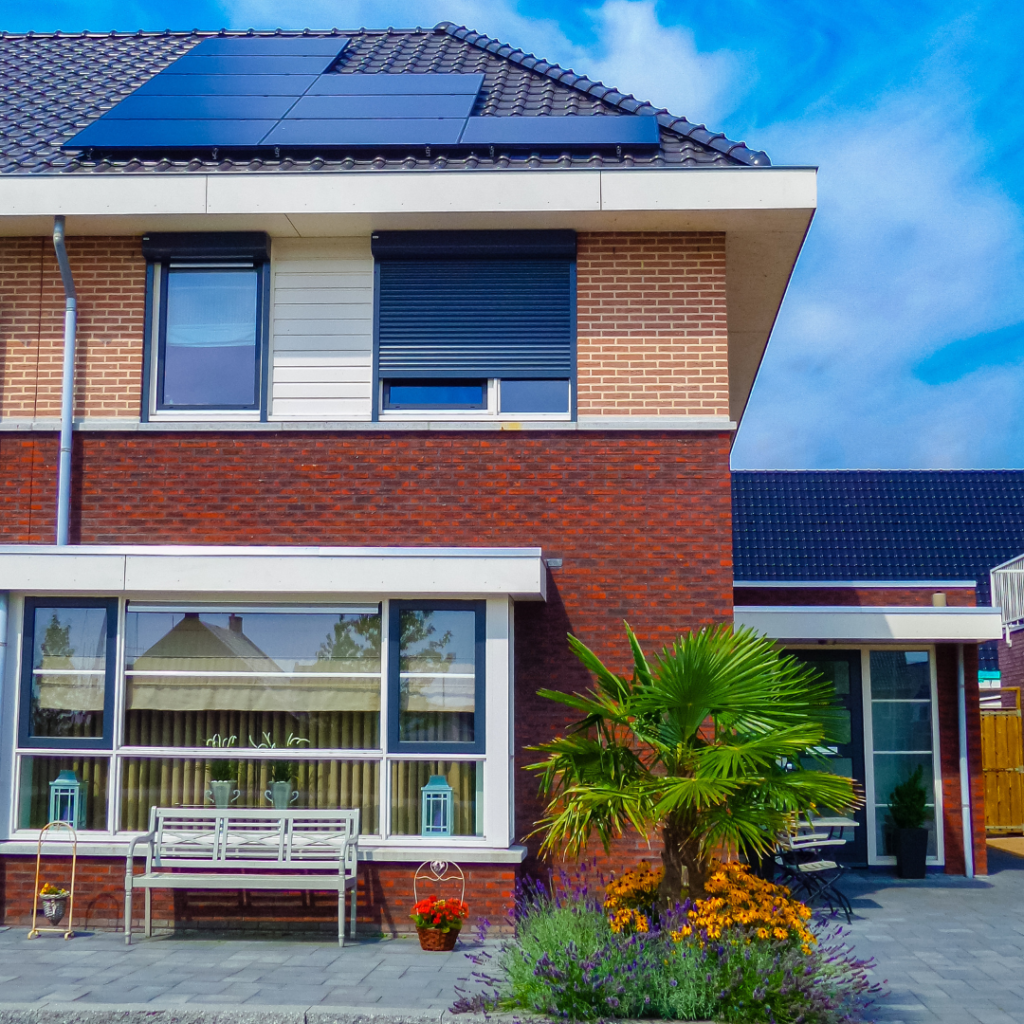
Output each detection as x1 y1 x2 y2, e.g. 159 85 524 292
417 926 460 951
41 895 68 926
895 826 929 879
207 781 240 808
265 781 299 810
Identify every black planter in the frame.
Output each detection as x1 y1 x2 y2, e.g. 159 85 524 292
895 827 929 878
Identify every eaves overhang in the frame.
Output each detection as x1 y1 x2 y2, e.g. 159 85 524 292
0 544 548 602
735 605 1002 644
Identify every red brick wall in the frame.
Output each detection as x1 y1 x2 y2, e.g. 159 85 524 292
0 428 733 925
0 856 515 936
734 587 977 607
936 644 986 875
998 630 1024 692
0 237 146 420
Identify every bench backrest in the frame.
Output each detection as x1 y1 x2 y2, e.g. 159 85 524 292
147 808 359 873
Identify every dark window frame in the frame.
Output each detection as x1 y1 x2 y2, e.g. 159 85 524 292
18 597 118 750
387 600 486 755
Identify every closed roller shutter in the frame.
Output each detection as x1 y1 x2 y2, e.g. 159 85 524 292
373 230 575 380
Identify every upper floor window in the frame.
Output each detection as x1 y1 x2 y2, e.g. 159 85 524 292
142 233 270 418
372 230 576 420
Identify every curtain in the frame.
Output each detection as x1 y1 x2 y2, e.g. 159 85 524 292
390 760 478 836
19 755 109 830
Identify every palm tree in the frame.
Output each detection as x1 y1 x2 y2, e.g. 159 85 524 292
528 623 859 901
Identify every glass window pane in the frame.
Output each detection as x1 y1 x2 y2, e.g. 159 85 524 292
500 379 569 414
124 610 381 749
18 756 109 830
162 268 258 408
384 380 486 410
399 609 476 743
28 606 108 740
119 757 379 834
870 650 931 699
389 760 481 836
872 701 933 752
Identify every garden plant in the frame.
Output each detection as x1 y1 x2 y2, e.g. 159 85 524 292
527 623 860 900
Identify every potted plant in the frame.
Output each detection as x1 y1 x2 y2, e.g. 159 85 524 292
39 882 70 926
410 896 468 951
250 731 308 810
889 765 931 878
205 733 239 808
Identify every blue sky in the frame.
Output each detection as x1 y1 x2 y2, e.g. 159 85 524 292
7 0 1024 468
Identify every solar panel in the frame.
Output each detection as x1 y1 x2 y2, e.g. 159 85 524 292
285 94 475 119
459 115 661 147
192 36 349 56
102 95 296 120
164 55 339 76
307 73 484 96
68 119 277 148
262 118 468 147
132 74 317 97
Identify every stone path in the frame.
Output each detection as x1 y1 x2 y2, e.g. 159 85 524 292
845 846 1024 1023
4 847 1024 1022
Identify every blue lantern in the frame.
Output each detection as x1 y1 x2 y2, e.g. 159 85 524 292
49 770 85 829
421 775 454 837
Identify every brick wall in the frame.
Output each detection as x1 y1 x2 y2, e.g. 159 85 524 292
0 428 733 928
936 644 987 875
998 630 1024 692
0 236 145 421
734 587 977 607
576 232 728 417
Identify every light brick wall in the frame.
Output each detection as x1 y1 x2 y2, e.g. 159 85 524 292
0 236 145 420
576 232 729 417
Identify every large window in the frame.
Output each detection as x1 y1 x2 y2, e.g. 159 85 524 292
12 601 490 842
372 230 575 420
142 233 270 418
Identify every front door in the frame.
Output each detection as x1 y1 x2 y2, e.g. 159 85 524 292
790 650 867 865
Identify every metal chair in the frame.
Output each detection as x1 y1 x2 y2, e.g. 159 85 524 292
775 818 853 922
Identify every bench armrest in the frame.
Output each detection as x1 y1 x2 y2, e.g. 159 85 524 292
126 831 155 876
339 833 359 877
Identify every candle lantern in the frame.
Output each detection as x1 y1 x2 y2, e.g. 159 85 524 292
49 770 85 829
420 775 454 837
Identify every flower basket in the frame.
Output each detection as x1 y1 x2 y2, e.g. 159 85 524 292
417 925 460 951
41 894 69 926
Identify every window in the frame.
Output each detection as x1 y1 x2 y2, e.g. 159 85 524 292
12 599 497 844
142 233 270 418
372 230 575 420
18 599 116 749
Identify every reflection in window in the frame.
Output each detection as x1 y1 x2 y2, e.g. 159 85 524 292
119 757 379 834
390 760 481 836
123 609 381 750
398 609 476 744
27 605 109 741
18 755 109 830
160 268 259 409
870 651 937 857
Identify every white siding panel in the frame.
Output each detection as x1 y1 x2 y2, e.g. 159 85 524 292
270 237 373 420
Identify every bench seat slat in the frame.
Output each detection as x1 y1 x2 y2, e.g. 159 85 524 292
132 873 350 890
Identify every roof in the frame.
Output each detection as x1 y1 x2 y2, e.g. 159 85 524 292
0 22 770 175
732 470 1024 602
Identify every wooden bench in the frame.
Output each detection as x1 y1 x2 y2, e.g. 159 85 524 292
124 808 360 945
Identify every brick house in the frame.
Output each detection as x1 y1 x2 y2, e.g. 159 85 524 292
0 23 992 937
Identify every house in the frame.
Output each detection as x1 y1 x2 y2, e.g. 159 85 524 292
0 22 812 934
733 470 1024 875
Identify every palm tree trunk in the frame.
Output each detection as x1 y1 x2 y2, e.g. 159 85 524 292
659 811 713 903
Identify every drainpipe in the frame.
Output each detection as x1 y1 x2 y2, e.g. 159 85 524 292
956 644 975 878
52 216 77 546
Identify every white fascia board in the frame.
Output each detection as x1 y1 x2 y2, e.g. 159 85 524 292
734 580 978 589
735 605 1003 643
0 545 547 601
0 167 815 232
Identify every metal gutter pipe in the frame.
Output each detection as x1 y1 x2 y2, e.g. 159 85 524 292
0 594 7 746
52 216 77 546
956 644 975 878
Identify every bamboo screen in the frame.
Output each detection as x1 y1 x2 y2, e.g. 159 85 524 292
18 755 109 830
120 757 380 833
390 760 479 835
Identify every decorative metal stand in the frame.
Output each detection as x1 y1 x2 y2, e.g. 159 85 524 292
413 859 466 904
28 821 78 940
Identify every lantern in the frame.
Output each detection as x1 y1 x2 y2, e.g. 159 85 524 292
49 770 85 829
420 775 454 837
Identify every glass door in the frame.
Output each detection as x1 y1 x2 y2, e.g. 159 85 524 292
790 650 867 864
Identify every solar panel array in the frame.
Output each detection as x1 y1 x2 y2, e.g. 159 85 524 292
65 36 661 153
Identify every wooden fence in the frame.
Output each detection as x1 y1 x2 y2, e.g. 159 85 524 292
981 687 1024 833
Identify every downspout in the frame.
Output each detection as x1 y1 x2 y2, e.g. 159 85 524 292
956 644 975 878
52 216 77 546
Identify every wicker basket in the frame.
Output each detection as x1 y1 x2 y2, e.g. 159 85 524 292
417 926 460 951
41 895 68 926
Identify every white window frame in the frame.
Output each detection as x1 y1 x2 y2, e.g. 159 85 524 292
378 378 573 422
1 593 514 857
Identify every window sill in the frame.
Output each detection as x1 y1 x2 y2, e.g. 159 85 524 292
0 837 527 864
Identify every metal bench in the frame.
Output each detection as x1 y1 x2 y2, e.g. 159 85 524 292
124 808 360 945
